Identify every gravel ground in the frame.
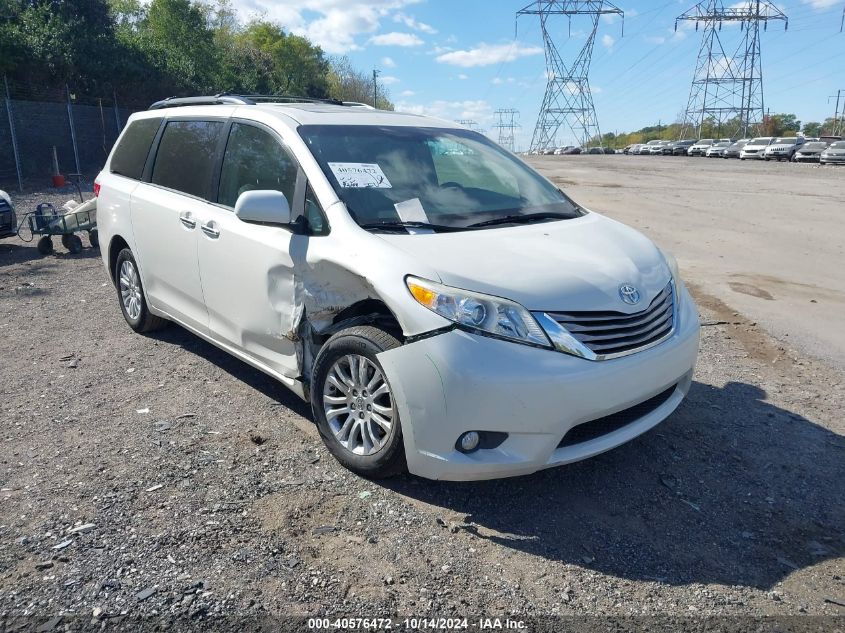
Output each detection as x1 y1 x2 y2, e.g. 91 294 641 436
0 189 843 630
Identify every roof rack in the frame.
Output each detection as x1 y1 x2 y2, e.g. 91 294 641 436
148 93 348 110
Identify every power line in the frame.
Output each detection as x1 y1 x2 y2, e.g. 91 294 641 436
493 108 521 151
677 0 788 139
516 0 624 150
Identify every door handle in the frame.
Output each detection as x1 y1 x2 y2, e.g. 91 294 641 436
179 212 196 229
201 221 220 238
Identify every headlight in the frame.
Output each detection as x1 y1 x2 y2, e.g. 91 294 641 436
406 276 552 348
659 249 683 315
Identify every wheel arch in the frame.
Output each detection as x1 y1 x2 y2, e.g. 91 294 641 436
108 235 130 285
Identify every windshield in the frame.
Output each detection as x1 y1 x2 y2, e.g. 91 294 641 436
750 138 773 145
830 141 845 149
299 125 582 230
802 142 828 150
774 137 797 144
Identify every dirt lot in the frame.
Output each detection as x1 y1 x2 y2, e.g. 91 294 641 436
1 159 844 630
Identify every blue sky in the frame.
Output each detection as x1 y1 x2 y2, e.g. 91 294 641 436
226 0 844 149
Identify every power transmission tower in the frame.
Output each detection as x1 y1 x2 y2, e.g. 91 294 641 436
493 108 521 151
517 1 623 152
829 90 844 136
677 0 787 139
455 119 479 130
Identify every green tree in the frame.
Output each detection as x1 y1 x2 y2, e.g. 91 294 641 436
327 56 393 109
139 0 217 93
238 22 329 97
802 121 821 137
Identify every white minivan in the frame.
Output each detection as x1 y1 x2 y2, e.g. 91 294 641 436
96 95 700 481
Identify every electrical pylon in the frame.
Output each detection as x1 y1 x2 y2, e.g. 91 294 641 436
493 108 521 152
517 1 623 151
677 0 787 139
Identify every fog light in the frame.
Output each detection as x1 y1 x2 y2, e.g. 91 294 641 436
458 431 481 453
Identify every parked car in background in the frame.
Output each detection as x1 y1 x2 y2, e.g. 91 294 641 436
96 96 700 481
0 190 16 239
647 142 668 155
722 139 749 158
628 144 644 154
671 140 696 155
554 146 574 155
604 147 617 154
740 137 774 160
687 139 714 156
793 141 829 163
820 140 845 165
563 146 582 155
762 137 805 161
640 140 664 155
705 141 731 157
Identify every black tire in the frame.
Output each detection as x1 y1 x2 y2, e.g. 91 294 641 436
66 234 83 254
61 234 71 249
88 229 99 248
311 326 406 479
36 236 53 255
114 248 168 333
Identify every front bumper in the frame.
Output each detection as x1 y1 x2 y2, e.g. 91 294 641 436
821 154 845 163
378 284 700 481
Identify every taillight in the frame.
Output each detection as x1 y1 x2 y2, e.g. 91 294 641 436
93 181 101 197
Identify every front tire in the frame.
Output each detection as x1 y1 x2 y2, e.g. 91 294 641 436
311 326 406 478
114 248 168 333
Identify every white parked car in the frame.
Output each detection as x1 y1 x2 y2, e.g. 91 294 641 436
762 137 805 161
687 139 714 156
820 140 845 165
705 141 731 157
739 137 774 160
95 95 700 481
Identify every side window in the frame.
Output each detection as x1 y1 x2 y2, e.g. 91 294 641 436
151 120 224 199
304 183 329 235
218 123 298 209
110 118 161 180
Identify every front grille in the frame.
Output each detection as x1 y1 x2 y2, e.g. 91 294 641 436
558 384 677 448
546 283 674 357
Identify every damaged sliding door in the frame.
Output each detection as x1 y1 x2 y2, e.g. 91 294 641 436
196 121 305 379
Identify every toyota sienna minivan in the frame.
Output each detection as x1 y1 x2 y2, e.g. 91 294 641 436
96 95 700 481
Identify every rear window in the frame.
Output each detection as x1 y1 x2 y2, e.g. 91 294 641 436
110 118 161 180
151 120 224 199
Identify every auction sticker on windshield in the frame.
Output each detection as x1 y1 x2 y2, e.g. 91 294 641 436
328 163 392 189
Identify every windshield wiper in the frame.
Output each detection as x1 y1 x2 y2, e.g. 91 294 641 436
467 212 575 228
358 220 465 233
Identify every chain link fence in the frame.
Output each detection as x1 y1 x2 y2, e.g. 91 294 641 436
1 77 148 191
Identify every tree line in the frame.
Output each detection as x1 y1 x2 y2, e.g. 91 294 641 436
0 0 393 108
599 113 840 148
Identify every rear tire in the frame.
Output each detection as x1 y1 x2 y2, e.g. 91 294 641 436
311 326 406 479
114 248 168 333
66 234 83 254
88 229 99 248
36 236 53 255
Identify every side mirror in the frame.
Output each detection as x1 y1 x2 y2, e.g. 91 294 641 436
234 190 291 225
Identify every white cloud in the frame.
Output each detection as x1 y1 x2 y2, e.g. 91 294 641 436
491 77 515 85
435 42 543 68
381 75 400 85
393 12 437 34
601 34 615 48
222 0 423 54
381 56 397 68
458 74 469 80
369 32 424 47
400 90 416 97
802 0 838 6
396 99 494 127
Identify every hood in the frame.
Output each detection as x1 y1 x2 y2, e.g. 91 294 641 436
375 212 670 312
